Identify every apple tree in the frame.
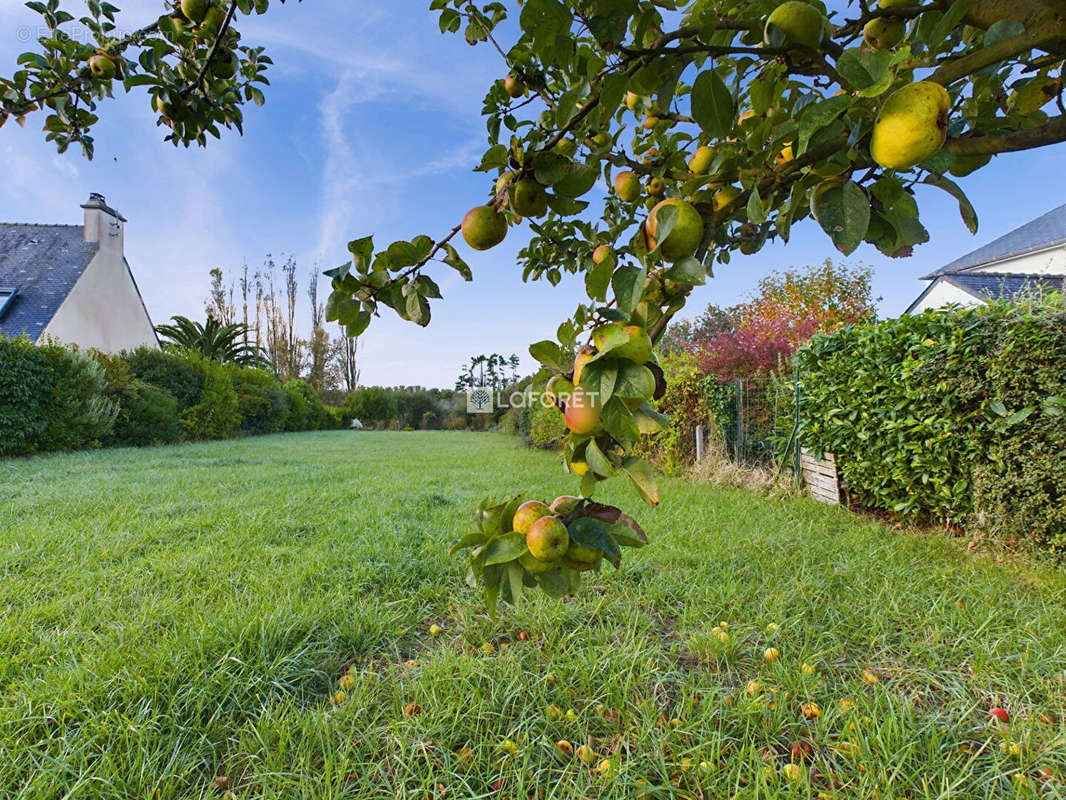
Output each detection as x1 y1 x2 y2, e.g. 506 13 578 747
6 0 1066 613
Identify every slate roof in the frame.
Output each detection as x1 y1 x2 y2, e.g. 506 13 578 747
923 203 1066 278
945 272 1064 302
0 224 98 341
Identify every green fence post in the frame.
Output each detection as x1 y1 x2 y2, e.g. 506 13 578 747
735 378 743 463
793 371 802 483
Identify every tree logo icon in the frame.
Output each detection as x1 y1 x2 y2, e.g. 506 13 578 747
467 387 494 414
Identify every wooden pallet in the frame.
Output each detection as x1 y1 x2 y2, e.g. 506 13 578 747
799 448 839 505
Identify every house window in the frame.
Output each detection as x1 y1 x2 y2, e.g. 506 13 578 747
0 288 17 320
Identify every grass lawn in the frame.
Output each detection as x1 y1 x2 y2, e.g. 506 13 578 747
1 431 1064 799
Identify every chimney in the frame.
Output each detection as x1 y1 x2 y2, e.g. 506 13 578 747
81 192 126 254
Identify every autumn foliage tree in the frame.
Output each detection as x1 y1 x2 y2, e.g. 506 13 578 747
6 0 1066 610
681 260 876 378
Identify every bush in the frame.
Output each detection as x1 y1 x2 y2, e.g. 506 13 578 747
179 350 240 440
528 398 567 449
972 309 1066 549
798 300 1066 548
123 347 203 409
37 346 117 453
111 380 182 446
229 365 287 435
287 379 331 430
0 335 54 456
343 386 398 428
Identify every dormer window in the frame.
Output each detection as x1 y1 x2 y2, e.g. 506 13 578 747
0 287 17 321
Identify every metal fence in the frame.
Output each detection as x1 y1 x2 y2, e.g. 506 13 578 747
705 376 802 473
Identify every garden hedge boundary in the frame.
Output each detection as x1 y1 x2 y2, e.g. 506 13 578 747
0 337 344 457
797 300 1065 549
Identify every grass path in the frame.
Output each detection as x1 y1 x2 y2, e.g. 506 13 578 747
0 431 1064 799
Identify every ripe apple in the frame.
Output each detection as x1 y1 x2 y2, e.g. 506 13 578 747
513 500 552 534
712 185 742 212
688 145 714 174
556 739 574 756
863 17 905 49
461 205 507 251
646 177 666 197
764 1 826 51
88 53 116 80
576 745 596 764
625 91 641 111
512 179 548 218
764 647 780 663
564 391 602 434
503 73 525 98
526 516 570 561
613 171 641 202
592 245 613 265
989 707 1010 725
871 81 950 169
645 198 703 262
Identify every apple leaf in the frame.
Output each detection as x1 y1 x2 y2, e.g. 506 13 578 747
553 162 601 198
501 493 525 532
505 562 524 608
612 265 646 314
529 340 565 371
449 531 487 556
440 242 472 281
622 456 659 507
537 569 570 598
482 563 502 619
483 532 528 566
662 255 705 285
567 516 622 568
606 513 648 548
811 180 870 256
690 69 734 139
585 251 614 301
585 438 616 477
602 396 640 447
614 362 655 407
922 174 978 234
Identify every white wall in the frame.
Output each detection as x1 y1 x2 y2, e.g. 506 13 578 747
909 279 986 314
970 245 1066 275
43 250 157 353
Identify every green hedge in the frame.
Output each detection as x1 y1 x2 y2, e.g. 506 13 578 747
797 300 1065 549
0 338 339 457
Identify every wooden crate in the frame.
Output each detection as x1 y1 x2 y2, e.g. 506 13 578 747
799 448 839 505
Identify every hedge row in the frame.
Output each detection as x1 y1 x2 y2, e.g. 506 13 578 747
0 336 343 457
797 300 1065 550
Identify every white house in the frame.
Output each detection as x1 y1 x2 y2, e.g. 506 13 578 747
906 202 1066 314
0 193 158 353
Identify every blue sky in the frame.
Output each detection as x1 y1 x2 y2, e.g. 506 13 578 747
1 1 1063 388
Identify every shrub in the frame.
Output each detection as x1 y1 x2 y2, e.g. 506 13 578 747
282 380 312 431
343 386 399 428
229 365 287 435
123 347 204 409
798 300 1066 548
972 309 1066 549
111 380 182 446
37 346 118 452
528 398 567 449
179 350 240 440
0 335 54 456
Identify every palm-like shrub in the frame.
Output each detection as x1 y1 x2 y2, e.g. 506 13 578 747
156 316 270 368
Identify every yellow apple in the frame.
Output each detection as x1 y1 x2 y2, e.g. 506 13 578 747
871 81 950 169
644 198 703 262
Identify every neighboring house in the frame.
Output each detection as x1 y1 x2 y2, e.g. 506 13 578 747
906 202 1066 314
0 193 158 352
